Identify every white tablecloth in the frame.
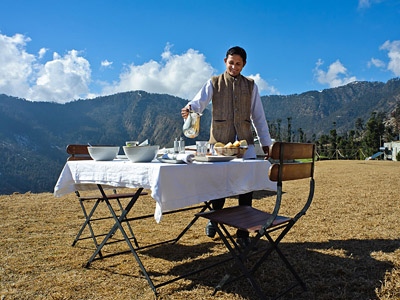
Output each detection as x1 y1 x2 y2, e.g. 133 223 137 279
54 158 276 222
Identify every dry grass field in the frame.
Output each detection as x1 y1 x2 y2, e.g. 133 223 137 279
1 160 399 300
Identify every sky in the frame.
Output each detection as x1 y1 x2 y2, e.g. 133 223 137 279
0 0 399 104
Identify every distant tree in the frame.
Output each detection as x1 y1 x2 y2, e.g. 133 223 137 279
389 100 400 141
330 122 338 158
311 133 316 143
298 127 305 143
384 124 397 142
276 118 282 141
364 112 385 154
316 134 330 158
355 117 364 138
268 122 277 140
287 117 292 142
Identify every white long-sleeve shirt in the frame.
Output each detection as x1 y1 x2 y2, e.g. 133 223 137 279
187 78 273 154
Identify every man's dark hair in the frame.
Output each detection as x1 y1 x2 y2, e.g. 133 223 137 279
226 46 247 63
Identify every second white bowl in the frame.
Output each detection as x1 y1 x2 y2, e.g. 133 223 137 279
123 145 159 162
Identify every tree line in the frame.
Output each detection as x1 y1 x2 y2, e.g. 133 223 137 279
267 103 400 160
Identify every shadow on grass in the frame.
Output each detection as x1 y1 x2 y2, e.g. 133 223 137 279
97 237 398 300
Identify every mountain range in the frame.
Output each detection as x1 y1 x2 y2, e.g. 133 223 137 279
1 77 399 195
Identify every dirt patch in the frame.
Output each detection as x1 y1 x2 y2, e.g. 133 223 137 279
0 160 399 299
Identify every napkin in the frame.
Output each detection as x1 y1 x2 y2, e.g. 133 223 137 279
139 139 149 146
161 153 195 164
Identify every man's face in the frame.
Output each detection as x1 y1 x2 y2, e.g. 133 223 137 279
224 54 245 77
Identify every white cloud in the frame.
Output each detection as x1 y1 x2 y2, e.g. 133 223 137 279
0 33 275 102
368 57 386 68
102 46 216 100
0 32 91 103
101 59 113 68
358 0 383 9
102 45 277 99
314 59 357 88
380 40 400 76
358 0 371 8
38 48 48 59
28 50 91 103
0 33 35 97
247 73 279 95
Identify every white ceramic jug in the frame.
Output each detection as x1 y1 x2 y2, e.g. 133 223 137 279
183 111 201 138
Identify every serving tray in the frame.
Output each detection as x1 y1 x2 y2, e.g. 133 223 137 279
194 155 235 162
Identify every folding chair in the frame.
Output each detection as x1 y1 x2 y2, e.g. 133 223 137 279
66 144 147 253
196 142 315 299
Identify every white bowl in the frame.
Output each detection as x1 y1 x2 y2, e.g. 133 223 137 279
123 145 159 162
87 146 120 161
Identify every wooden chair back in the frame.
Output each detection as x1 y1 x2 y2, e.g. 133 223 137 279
269 142 315 182
267 142 315 225
66 144 92 161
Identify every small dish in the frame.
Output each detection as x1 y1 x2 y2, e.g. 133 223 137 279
194 155 235 162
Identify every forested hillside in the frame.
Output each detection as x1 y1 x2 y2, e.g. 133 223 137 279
0 78 399 194
262 78 400 140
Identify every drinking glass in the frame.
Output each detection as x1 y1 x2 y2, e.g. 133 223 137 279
196 141 208 156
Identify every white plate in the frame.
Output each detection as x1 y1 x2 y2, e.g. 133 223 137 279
116 155 128 159
194 155 235 162
157 157 186 164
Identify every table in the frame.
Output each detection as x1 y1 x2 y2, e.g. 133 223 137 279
53 157 276 295
54 158 276 222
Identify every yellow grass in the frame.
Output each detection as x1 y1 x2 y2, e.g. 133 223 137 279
0 160 399 299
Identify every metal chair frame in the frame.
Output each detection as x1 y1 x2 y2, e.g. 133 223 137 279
66 144 147 254
196 142 315 299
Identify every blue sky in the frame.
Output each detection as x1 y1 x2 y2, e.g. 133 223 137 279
0 0 399 103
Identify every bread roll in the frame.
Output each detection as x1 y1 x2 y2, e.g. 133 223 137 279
233 141 240 147
224 142 233 148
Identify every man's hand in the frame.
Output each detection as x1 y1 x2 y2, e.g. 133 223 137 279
262 146 270 160
181 105 190 119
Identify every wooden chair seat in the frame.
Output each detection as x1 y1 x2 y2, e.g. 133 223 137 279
199 205 291 233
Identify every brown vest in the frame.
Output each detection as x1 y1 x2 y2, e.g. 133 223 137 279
209 72 254 145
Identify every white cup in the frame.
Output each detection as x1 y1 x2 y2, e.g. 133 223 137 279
196 141 208 156
126 141 139 147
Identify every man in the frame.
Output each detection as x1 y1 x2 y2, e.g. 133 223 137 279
181 46 272 247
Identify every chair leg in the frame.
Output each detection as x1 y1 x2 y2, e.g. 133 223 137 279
261 222 305 287
72 199 103 258
86 188 159 297
249 230 306 296
73 196 141 250
212 224 267 299
267 235 306 291
115 198 139 248
211 222 306 299
171 201 213 244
